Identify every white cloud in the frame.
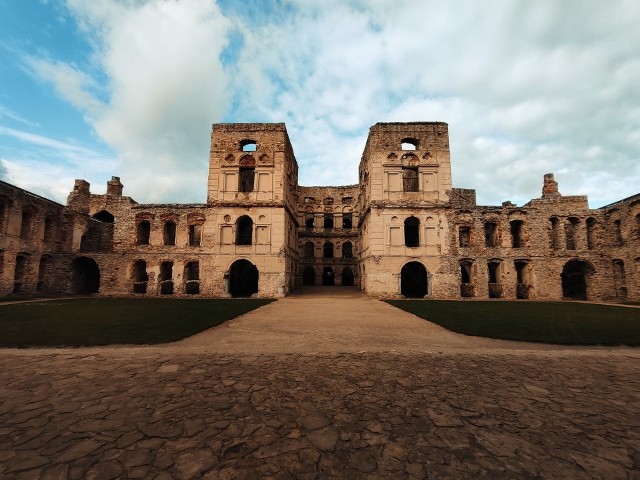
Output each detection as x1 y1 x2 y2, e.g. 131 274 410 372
17 0 640 207
0 105 40 128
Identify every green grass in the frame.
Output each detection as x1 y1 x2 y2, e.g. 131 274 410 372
0 298 274 347
386 300 640 346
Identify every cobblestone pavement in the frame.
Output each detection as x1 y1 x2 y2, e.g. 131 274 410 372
1 291 639 479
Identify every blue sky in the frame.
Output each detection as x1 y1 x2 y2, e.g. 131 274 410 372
1 0 639 207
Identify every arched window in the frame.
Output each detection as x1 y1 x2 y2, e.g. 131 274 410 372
343 212 353 229
136 220 151 245
550 217 561 249
163 221 176 246
324 213 334 229
401 138 418 150
323 242 334 258
236 216 253 245
487 261 503 298
305 215 315 228
304 241 315 258
20 208 34 240
460 259 475 298
342 242 353 258
565 217 580 250
586 217 597 249
238 155 256 193
404 217 420 247
92 210 114 223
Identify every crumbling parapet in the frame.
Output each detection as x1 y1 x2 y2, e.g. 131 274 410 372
542 173 560 197
66 179 91 214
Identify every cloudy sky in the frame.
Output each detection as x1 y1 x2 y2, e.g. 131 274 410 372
0 0 638 207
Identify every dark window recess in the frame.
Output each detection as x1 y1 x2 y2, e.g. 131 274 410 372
404 217 420 247
459 226 471 247
132 260 148 294
484 222 497 247
305 216 315 228
188 224 202 246
43 217 54 242
160 262 173 294
402 167 419 192
239 167 255 193
20 210 33 240
586 218 597 249
304 242 314 258
342 242 353 258
614 220 623 245
324 214 334 229
550 217 561 249
184 261 200 294
323 242 334 258
13 255 28 294
236 216 253 245
488 262 502 298
163 221 176 246
565 217 579 250
510 220 523 248
343 213 352 229
136 221 151 245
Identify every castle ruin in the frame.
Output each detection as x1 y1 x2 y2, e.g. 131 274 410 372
1 122 638 301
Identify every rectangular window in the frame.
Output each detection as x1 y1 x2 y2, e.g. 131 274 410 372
188 224 202 246
402 167 419 192
484 223 497 247
343 213 352 229
459 226 471 247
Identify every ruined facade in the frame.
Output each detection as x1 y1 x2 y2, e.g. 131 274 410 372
1 122 639 301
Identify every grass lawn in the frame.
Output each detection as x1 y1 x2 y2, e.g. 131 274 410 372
0 298 274 347
386 300 640 346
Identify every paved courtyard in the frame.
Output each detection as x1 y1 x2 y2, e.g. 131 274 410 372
1 288 639 479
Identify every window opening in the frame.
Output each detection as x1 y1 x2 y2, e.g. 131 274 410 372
459 226 471 247
92 210 115 223
43 217 54 242
20 209 34 240
510 220 523 248
460 260 474 298
484 222 498 247
324 213 334 229
13 255 28 294
37 255 52 291
402 167 419 192
586 218 597 250
132 260 148 294
239 167 255 192
305 215 315 228
487 261 502 298
515 261 530 299
323 242 334 258
160 261 174 294
240 140 257 152
184 261 200 294
163 221 176 246
137 220 151 245
404 217 420 247
550 217 561 249
565 217 579 250
236 216 253 245
614 219 623 245
343 213 352 229
188 224 202 246
342 242 353 258
401 138 418 150
304 241 315 258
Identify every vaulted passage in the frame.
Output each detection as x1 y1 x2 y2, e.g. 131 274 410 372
342 267 354 286
229 259 259 297
401 262 428 298
71 256 100 294
322 267 334 286
561 260 591 300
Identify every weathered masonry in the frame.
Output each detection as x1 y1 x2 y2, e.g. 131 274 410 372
1 122 638 301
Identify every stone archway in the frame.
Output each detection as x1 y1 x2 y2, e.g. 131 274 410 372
322 267 334 286
561 260 592 300
71 256 100 294
302 266 315 285
229 259 259 297
401 261 428 298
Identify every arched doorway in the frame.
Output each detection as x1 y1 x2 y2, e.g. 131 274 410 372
342 267 354 286
302 266 315 285
229 259 259 297
401 261 428 298
322 267 334 286
71 257 100 294
561 260 591 300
